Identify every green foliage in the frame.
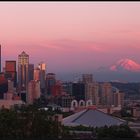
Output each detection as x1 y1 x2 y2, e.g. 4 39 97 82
64 125 94 131
0 105 62 139
0 105 137 139
96 124 136 139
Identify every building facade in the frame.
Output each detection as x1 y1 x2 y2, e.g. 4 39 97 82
82 74 93 83
0 45 1 72
27 80 41 104
18 51 29 92
38 62 46 94
5 60 17 87
34 67 40 81
46 73 56 96
72 83 85 101
85 82 99 105
28 64 34 82
100 83 113 106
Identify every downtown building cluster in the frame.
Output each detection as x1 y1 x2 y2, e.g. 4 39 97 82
0 45 124 112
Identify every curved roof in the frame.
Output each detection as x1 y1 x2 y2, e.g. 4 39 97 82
63 108 126 127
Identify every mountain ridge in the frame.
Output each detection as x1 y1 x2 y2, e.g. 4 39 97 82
110 58 140 72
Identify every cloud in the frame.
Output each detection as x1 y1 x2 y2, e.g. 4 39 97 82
39 39 106 53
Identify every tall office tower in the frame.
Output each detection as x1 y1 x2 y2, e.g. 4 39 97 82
85 82 99 105
82 74 93 83
18 51 29 91
34 67 40 81
27 80 41 104
5 60 17 87
28 64 34 82
0 44 1 72
46 73 56 96
72 83 85 101
100 82 113 106
38 62 46 94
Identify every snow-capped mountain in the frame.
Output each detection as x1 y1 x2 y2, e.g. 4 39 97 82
110 58 140 72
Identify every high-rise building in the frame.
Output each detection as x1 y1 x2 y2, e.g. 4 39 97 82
18 51 29 91
82 74 93 83
5 60 17 87
62 82 73 95
51 80 62 96
46 73 56 96
27 80 41 104
100 83 113 106
34 67 40 81
85 82 99 105
38 62 46 93
7 80 14 93
28 64 34 81
72 83 85 101
113 91 124 107
0 73 8 99
0 45 1 72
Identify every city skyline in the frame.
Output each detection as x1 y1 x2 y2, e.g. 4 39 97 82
1 2 140 81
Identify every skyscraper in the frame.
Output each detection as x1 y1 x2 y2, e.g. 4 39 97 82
28 64 34 81
0 45 1 72
72 83 85 101
18 51 29 91
38 62 46 94
85 82 99 105
0 73 8 99
34 67 40 81
5 60 17 87
46 73 56 96
100 82 113 106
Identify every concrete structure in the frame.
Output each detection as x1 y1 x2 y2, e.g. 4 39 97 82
56 95 75 111
27 80 41 104
0 100 25 109
72 83 85 101
113 91 124 107
63 108 126 127
70 100 93 111
7 80 14 93
46 73 56 96
85 82 99 105
28 64 34 81
34 67 40 81
4 92 13 100
38 62 46 94
62 82 73 95
0 73 8 99
5 60 17 87
100 83 113 106
0 45 1 72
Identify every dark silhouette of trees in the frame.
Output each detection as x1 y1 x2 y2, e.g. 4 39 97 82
0 105 137 140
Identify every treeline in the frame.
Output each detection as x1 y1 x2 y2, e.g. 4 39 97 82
63 125 137 139
0 105 61 140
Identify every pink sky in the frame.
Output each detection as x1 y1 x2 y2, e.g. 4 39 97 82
0 2 140 74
